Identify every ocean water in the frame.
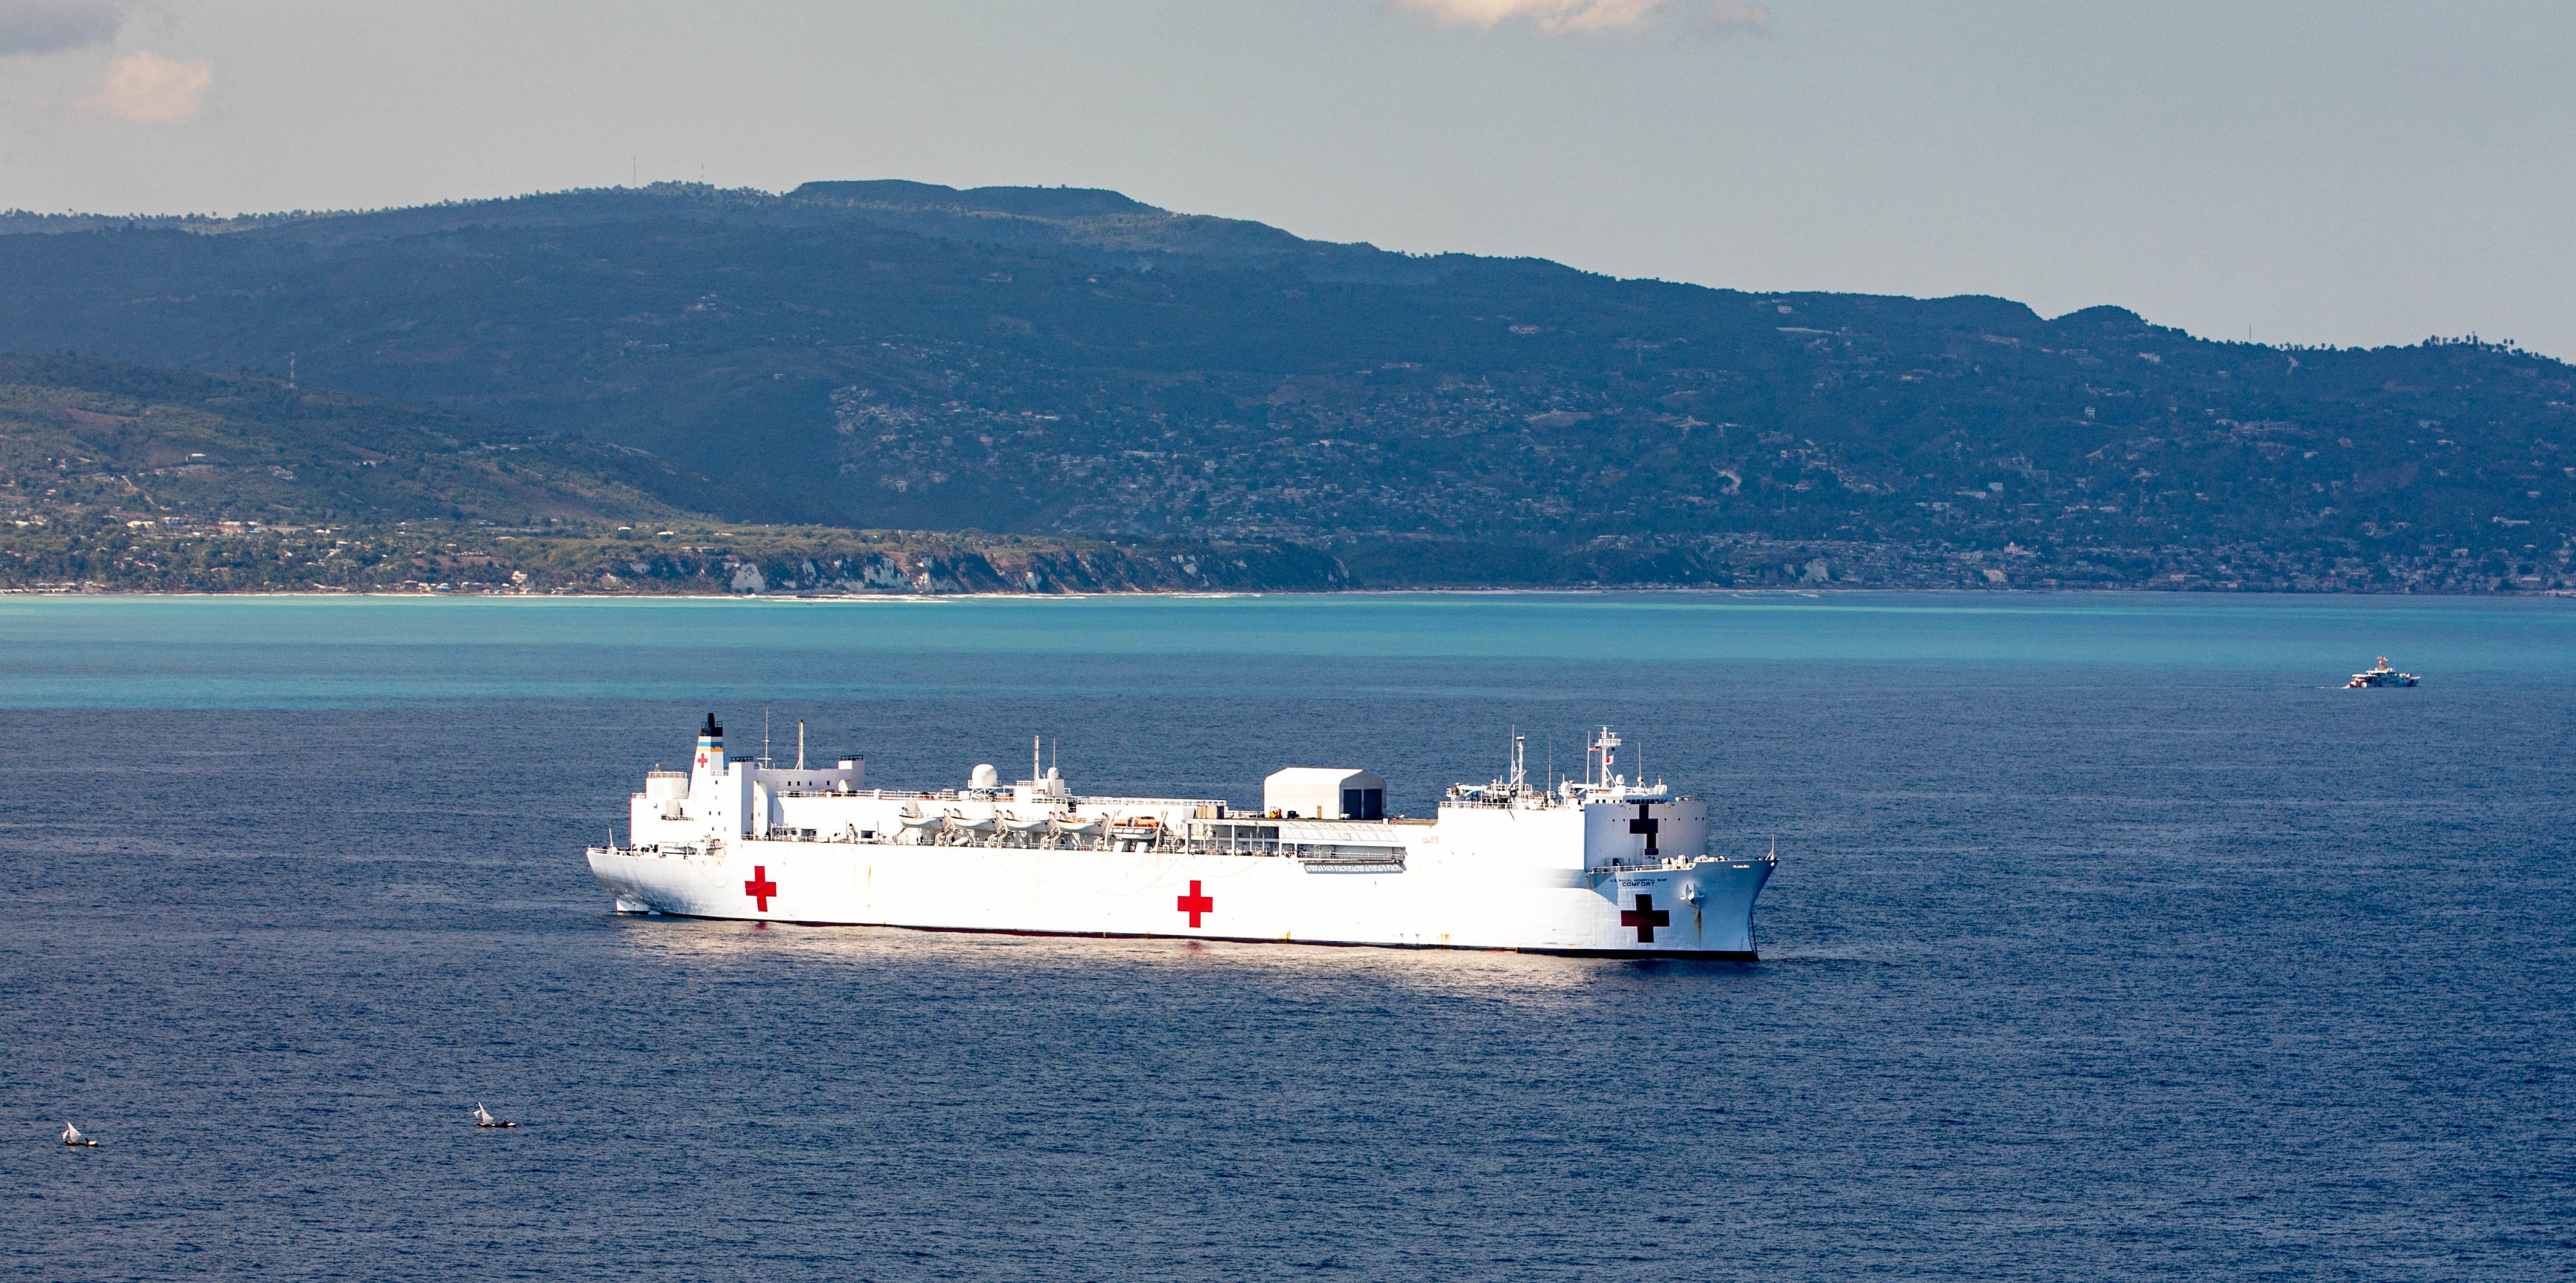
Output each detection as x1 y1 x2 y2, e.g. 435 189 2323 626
2 591 2570 1280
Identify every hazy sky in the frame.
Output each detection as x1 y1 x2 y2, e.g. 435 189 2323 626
3 1 2572 356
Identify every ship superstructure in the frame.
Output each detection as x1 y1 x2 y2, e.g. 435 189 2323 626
2345 657 2421 688
586 718 1775 959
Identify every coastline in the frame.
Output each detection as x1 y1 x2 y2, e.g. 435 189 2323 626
4 583 2571 601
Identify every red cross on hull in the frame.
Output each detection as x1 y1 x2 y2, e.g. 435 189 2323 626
1176 880 1213 927
1619 893 1672 943
743 866 778 912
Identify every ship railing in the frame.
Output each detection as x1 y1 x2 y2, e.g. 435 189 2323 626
1294 848 1407 868
1587 851 1774 874
1164 836 1408 864
1439 795 1564 811
1285 841 1406 861
1445 792 1704 812
598 829 1426 863
768 788 956 801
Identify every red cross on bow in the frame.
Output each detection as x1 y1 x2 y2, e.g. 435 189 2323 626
1176 880 1213 928
1620 892 1671 943
743 866 777 912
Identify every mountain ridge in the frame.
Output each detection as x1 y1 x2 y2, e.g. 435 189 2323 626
2 180 2569 593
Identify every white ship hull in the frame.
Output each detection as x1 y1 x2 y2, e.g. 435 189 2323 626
587 840 1772 959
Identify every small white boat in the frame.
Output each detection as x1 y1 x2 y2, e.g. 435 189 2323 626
2345 657 2420 688
61 1122 98 1147
472 1103 517 1129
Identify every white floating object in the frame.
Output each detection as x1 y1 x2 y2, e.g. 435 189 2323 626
61 1122 97 1147
472 1102 517 1129
2343 656 2420 688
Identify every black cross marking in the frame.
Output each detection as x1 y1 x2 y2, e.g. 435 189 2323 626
1620 893 1672 943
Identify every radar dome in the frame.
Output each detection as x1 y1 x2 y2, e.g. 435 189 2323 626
969 763 999 790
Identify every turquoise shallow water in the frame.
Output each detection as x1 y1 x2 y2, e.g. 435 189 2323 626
2 590 2571 707
4 591 2571 1280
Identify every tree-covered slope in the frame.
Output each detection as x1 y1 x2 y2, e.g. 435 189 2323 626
0 353 1345 594
0 353 704 527
3 181 2571 591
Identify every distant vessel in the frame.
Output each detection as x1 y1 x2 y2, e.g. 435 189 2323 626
60 1122 96 1147
472 1103 516 1129
587 719 1777 960
2345 657 2420 688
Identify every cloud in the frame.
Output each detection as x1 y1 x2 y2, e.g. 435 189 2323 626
83 49 210 123
1396 0 1772 37
1688 1 1774 38
1401 0 1658 31
0 0 128 55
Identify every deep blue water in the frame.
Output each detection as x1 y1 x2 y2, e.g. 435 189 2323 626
3 592 2571 1280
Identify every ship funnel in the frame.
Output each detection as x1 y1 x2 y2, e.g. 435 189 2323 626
692 712 726 788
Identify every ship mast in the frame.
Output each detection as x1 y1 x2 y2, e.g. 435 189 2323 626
1591 726 1621 789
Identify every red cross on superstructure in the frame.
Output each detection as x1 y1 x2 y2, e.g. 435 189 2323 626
1176 880 1213 928
743 866 777 912
1620 893 1671 943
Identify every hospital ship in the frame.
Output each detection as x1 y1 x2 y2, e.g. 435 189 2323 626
585 716 1776 959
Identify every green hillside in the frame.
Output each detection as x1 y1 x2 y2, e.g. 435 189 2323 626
0 354 1342 593
0 354 707 528
4 181 2573 592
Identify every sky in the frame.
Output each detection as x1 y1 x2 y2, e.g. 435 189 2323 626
2 0 2572 357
